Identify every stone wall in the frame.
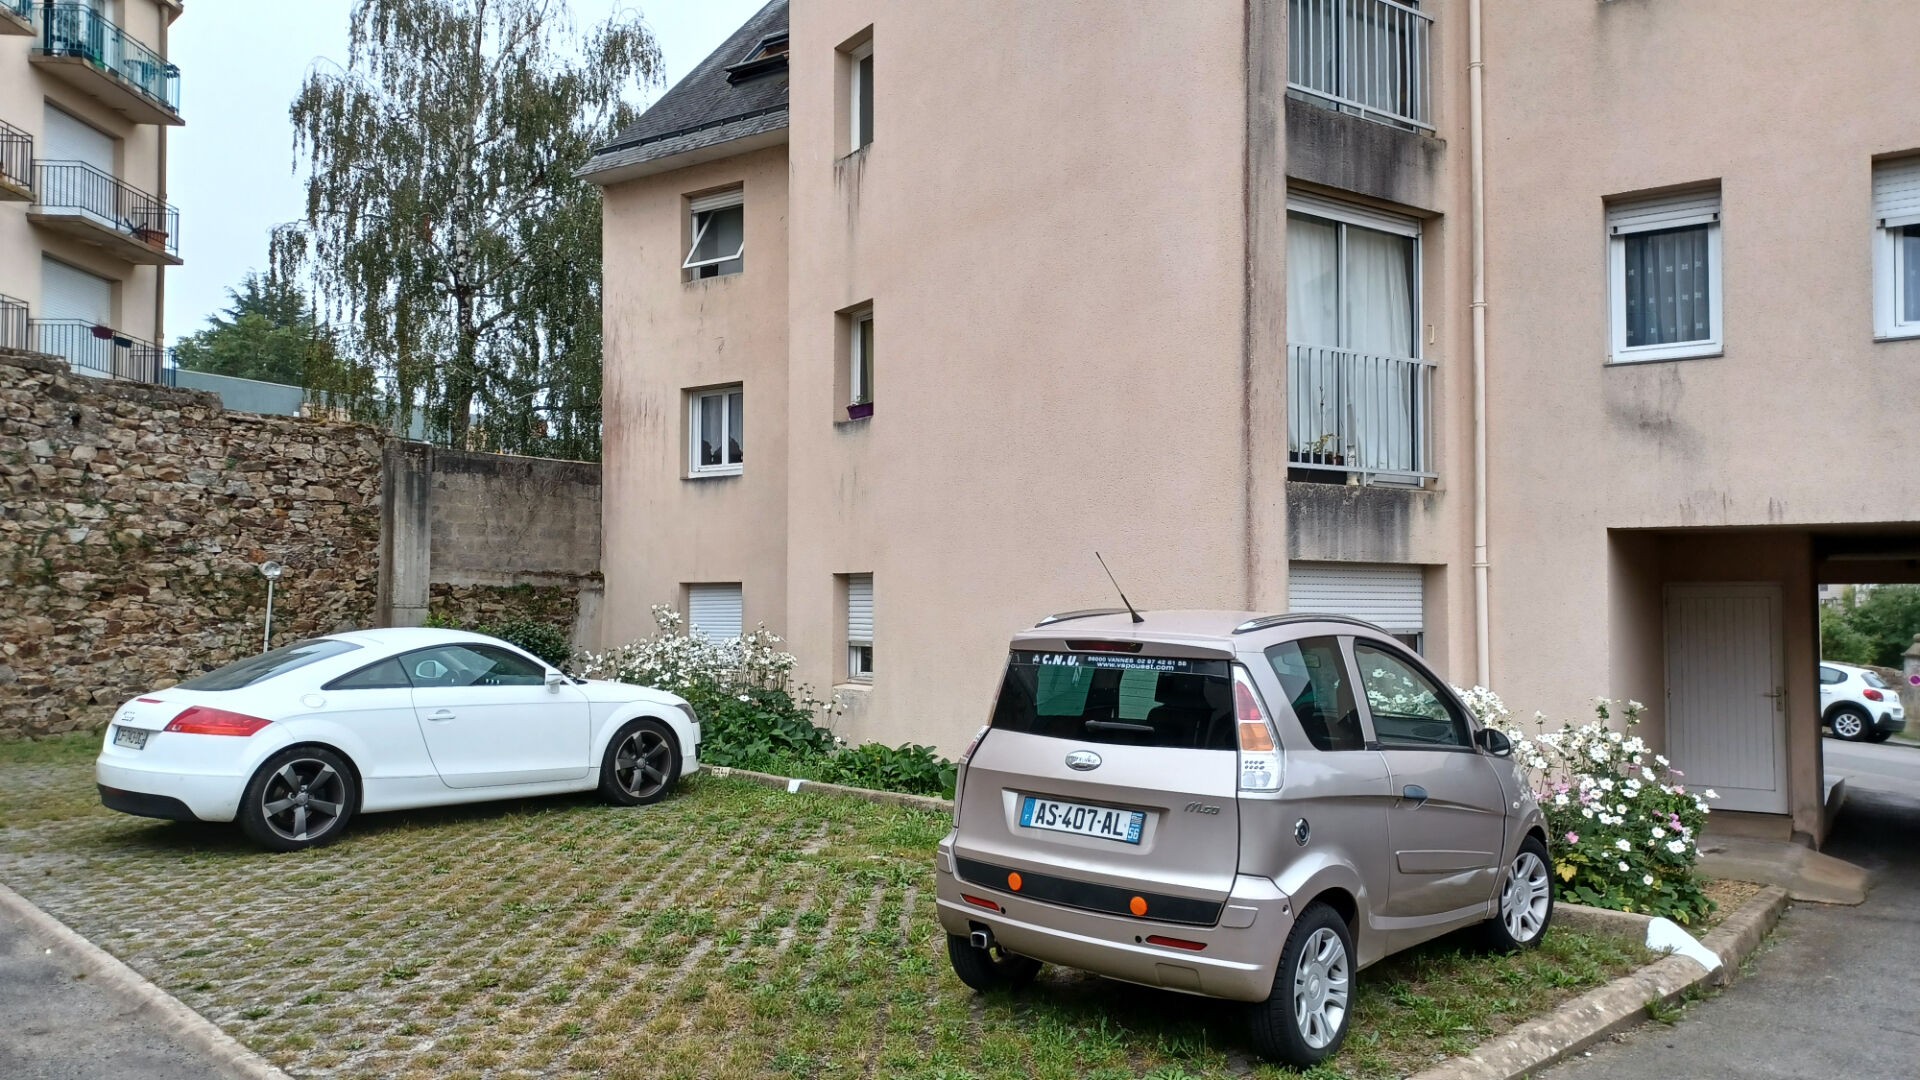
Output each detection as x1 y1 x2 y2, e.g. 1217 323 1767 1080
0 351 384 738
427 582 580 631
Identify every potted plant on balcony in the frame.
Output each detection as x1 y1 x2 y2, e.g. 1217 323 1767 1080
846 398 873 420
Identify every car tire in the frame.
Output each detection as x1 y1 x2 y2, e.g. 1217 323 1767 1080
945 933 1040 993
1867 730 1894 744
1250 900 1354 1068
598 718 681 807
1828 706 1872 742
1482 834 1555 952
238 746 357 853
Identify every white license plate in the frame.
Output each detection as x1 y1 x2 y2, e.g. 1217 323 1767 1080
1019 796 1145 844
112 726 148 750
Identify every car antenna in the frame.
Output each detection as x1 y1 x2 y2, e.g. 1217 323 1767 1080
1094 552 1145 624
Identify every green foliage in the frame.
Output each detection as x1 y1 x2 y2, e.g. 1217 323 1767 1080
273 0 663 458
680 683 835 771
426 614 573 669
1821 585 1920 668
172 274 337 387
815 742 958 799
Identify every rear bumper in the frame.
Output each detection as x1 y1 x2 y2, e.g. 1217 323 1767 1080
1877 712 1907 734
97 785 202 822
96 760 246 823
934 838 1291 1002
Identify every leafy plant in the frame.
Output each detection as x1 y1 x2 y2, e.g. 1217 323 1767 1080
425 614 573 669
816 742 957 799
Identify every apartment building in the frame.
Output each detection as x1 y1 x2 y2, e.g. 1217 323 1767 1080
586 1 1920 847
0 0 182 381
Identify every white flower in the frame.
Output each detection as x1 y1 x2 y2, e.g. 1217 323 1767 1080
1642 874 1655 886
1666 840 1688 854
1618 860 1631 872
1553 793 1569 808
1704 789 1719 800
1615 838 1632 852
1651 827 1666 839
1581 808 1594 819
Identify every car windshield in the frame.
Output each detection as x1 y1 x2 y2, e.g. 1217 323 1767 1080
1862 670 1889 689
176 639 361 691
989 650 1236 750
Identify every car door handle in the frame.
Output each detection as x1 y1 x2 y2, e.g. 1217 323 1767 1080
425 709 456 722
1401 785 1429 807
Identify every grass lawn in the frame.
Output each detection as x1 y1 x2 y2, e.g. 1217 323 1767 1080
0 734 1647 1079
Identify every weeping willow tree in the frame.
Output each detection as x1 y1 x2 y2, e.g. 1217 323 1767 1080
272 0 661 458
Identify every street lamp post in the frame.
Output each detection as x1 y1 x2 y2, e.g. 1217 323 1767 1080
259 561 284 653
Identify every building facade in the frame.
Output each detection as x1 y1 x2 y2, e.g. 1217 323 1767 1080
0 0 181 380
587 0 1920 846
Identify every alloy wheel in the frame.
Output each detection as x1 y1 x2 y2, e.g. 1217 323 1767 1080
1291 927 1350 1049
259 759 347 843
1502 850 1552 943
613 728 673 799
1833 712 1864 739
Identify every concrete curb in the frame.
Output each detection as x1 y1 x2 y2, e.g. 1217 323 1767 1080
704 765 954 814
1407 885 1790 1080
0 881 295 1080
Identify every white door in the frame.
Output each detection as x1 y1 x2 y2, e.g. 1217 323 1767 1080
1665 584 1787 814
39 257 114 377
402 643 590 789
1289 561 1425 647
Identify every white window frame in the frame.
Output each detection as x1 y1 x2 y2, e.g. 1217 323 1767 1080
849 307 874 406
1607 190 1723 364
687 385 743 477
682 190 745 276
848 40 874 153
845 573 873 684
1873 158 1920 340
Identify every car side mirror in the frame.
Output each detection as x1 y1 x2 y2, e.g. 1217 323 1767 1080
1475 728 1513 757
545 671 566 692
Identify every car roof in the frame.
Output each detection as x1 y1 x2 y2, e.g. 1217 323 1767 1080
321 626 507 651
1011 609 1392 651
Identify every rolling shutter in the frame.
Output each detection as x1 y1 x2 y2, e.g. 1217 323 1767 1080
846 574 873 646
40 257 112 323
1874 158 1920 228
686 583 743 641
43 105 116 175
1607 189 1720 236
1287 562 1424 634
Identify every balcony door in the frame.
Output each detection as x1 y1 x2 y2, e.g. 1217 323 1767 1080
40 256 115 378
1286 193 1426 479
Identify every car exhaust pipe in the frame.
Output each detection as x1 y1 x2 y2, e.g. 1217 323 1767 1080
969 929 994 951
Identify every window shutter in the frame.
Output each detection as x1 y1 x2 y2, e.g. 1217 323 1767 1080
1286 191 1422 238
1607 189 1721 236
846 575 873 645
1874 159 1920 228
686 584 743 640
40 257 112 323
688 189 743 213
1287 562 1424 634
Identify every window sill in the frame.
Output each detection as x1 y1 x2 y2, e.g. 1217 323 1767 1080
835 414 872 429
835 680 872 692
1606 348 1722 367
685 468 743 481
682 272 742 287
837 145 870 166
1873 328 1920 343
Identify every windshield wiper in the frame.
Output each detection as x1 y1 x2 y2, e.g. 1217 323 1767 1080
1084 720 1155 734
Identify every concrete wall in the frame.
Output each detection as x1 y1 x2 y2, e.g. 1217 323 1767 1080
0 0 176 349
167 370 305 417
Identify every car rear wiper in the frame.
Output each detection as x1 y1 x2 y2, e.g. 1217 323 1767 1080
1084 720 1155 734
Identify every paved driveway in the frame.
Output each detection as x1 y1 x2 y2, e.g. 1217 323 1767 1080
1545 783 1920 1079
1824 737 1920 799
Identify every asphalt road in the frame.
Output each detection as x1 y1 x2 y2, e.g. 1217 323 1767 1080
1824 736 1920 799
1544 782 1920 1080
0 909 220 1080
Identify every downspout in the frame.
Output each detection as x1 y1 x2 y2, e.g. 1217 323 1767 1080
1469 0 1491 688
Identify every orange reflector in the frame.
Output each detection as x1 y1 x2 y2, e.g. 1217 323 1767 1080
1237 721 1275 752
1007 872 1023 892
1129 896 1148 917
962 894 1003 913
1145 934 1206 952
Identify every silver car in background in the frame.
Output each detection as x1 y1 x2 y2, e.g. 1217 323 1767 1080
934 610 1551 1068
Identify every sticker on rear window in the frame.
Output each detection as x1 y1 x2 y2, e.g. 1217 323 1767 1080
1026 652 1198 672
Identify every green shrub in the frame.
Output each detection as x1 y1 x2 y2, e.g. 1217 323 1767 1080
815 742 957 798
427 614 574 669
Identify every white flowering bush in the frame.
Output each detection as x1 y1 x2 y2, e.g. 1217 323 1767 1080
573 605 803 696
1456 689 1718 924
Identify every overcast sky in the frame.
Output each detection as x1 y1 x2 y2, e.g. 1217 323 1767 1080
164 0 768 345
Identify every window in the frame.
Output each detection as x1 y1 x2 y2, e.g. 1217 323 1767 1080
400 645 548 688
683 190 744 280
1862 670 1890 690
849 40 873 152
686 583 744 641
177 639 361 691
1266 637 1364 751
1353 642 1470 749
1607 188 1723 362
845 573 873 682
1285 193 1428 479
325 657 410 691
1819 665 1845 686
1874 158 1920 339
989 651 1237 750
849 306 874 411
689 386 744 475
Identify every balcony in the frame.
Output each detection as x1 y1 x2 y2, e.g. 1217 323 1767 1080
0 294 27 352
31 318 165 382
0 118 28 201
1288 343 1434 482
1 0 30 36
30 2 183 126
28 161 181 265
1287 0 1433 131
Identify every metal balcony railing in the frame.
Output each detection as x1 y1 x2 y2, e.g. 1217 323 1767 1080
1288 343 1435 481
30 318 165 382
1288 0 1433 131
0 117 28 192
33 2 181 116
0 294 27 352
33 160 178 255
2 0 28 21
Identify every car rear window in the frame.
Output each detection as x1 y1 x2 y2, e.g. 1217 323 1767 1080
989 650 1236 750
1862 670 1889 689
177 639 361 691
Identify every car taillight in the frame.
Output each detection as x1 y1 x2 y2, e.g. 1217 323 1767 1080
164 707 272 736
1233 668 1282 792
1863 688 1884 702
960 724 990 765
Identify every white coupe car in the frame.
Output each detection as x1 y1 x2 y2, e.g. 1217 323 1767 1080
96 628 701 851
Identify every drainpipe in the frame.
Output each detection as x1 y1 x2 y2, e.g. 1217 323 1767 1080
1469 0 1491 688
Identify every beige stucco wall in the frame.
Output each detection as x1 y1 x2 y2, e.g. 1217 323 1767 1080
599 144 791 647
0 0 174 346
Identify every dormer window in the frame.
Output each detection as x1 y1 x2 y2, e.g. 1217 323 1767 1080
725 32 789 84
